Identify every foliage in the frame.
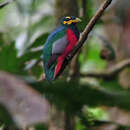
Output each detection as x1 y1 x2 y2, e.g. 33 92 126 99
0 0 129 130
30 80 130 113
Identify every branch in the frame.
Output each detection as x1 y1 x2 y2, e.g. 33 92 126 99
70 0 113 58
80 59 130 80
0 0 12 9
81 0 87 17
57 0 113 78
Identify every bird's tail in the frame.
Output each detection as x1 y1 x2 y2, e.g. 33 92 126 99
54 56 64 79
44 62 56 81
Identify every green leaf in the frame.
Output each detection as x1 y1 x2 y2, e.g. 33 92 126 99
0 43 27 75
34 123 48 130
0 33 5 47
28 33 49 49
0 104 15 125
80 39 106 73
30 81 130 112
0 43 18 73
31 64 43 79
100 79 124 91
19 50 42 63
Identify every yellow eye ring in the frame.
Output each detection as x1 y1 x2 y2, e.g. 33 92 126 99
66 16 71 19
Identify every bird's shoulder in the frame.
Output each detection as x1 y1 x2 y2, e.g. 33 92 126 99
43 26 67 56
67 25 80 40
46 26 67 44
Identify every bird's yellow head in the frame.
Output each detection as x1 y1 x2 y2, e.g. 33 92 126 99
60 16 81 25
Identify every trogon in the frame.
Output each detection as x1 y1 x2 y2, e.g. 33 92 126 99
43 16 81 81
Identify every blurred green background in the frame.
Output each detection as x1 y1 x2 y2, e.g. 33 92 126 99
0 0 130 130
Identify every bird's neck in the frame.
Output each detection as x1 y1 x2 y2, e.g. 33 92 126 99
68 25 80 40
59 24 80 40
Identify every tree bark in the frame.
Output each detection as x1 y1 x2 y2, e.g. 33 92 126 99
49 0 79 130
55 0 78 24
49 105 65 130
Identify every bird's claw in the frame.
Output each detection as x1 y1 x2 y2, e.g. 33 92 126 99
66 54 71 61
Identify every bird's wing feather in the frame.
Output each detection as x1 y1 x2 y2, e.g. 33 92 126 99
43 26 67 69
47 35 68 68
43 26 79 80
54 28 78 79
52 35 68 54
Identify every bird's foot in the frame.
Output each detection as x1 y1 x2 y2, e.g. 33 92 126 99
66 54 72 61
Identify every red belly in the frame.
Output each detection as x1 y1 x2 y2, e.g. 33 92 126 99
54 29 78 79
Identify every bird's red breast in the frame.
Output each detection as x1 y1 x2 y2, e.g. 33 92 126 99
54 28 78 79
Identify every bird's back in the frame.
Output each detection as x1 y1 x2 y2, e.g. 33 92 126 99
43 18 80 81
43 26 67 80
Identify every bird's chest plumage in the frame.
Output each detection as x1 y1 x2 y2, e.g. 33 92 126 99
54 26 79 78
63 25 80 56
68 25 80 40
43 24 80 80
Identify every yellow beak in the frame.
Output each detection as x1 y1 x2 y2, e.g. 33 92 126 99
75 18 82 23
69 18 81 24
64 17 82 25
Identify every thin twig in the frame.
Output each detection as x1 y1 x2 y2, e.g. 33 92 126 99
57 0 113 78
0 0 12 9
69 0 112 60
80 59 130 80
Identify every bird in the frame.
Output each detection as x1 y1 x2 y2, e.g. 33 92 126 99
43 16 81 81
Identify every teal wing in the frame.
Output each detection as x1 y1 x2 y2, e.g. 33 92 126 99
43 26 67 81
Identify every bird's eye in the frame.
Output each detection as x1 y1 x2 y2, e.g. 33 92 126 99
65 18 70 21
